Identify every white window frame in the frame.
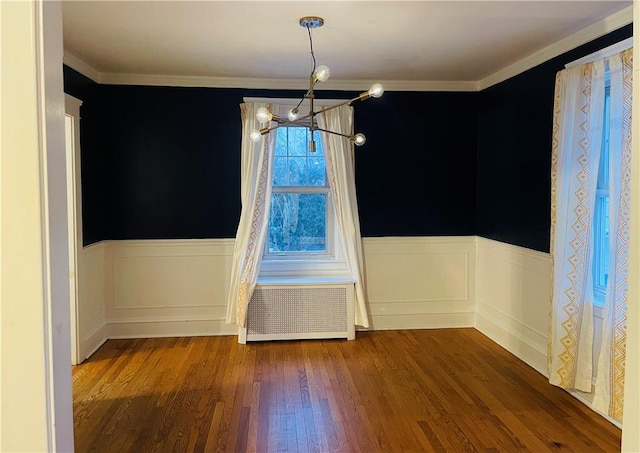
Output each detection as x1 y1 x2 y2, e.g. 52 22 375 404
266 184 335 260
244 97 349 277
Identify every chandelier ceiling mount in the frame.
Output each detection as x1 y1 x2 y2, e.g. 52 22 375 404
299 16 324 29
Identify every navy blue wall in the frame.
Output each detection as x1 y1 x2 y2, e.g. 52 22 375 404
64 68 478 244
64 25 631 248
477 25 632 253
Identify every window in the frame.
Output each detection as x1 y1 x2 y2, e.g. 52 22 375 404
265 126 334 259
245 97 349 277
593 85 610 303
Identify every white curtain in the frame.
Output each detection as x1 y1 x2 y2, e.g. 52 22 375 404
549 60 605 392
318 105 370 328
593 49 632 420
549 48 631 420
226 103 276 327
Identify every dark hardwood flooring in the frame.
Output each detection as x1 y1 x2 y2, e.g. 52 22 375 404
72 328 621 452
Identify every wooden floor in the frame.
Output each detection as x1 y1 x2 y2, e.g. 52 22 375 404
72 329 621 452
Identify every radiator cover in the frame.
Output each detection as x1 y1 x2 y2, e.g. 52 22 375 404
239 281 355 343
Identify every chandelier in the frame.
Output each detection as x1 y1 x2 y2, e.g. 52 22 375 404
250 16 384 152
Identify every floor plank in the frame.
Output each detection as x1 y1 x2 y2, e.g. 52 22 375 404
73 329 622 452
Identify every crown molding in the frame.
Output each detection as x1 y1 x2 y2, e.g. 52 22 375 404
63 5 631 94
65 59 477 91
97 71 477 92
477 5 633 91
63 51 102 83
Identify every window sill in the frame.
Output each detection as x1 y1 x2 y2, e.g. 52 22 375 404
257 276 355 285
259 258 350 279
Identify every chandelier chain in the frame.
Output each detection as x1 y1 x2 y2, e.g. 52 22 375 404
307 24 317 79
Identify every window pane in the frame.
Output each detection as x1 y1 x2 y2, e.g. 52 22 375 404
312 130 324 155
268 193 326 253
287 127 309 156
275 128 288 156
273 156 287 186
593 86 611 302
309 157 326 186
287 157 307 185
272 126 327 187
597 87 611 189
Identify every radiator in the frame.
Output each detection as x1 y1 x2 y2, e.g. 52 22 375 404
238 280 355 343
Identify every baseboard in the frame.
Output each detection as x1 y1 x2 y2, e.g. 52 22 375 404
368 312 475 331
107 317 237 339
80 324 108 362
475 309 547 376
565 389 622 429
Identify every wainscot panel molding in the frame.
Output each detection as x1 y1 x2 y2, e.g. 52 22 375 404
81 237 477 340
78 242 108 361
475 237 550 375
362 237 476 330
104 239 235 338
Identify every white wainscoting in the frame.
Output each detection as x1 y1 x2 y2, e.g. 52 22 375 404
77 237 477 342
363 237 476 330
104 239 238 338
78 242 108 360
475 237 551 376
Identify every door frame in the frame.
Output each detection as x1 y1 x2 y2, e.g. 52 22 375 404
65 94 83 365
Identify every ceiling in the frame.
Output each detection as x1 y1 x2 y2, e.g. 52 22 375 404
62 1 632 90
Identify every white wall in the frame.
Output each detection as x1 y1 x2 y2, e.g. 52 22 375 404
621 7 640 451
0 1 74 450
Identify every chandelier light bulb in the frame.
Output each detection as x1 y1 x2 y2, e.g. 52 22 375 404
314 65 331 82
369 83 384 98
256 107 273 123
249 130 262 142
287 109 299 121
354 133 366 146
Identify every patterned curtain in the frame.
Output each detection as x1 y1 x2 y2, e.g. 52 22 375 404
593 49 632 420
317 106 370 328
549 48 631 420
226 103 276 327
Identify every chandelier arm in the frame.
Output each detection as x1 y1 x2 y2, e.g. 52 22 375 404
277 111 315 128
315 96 361 115
314 127 355 141
257 123 284 136
276 94 363 130
290 81 315 116
260 92 372 134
